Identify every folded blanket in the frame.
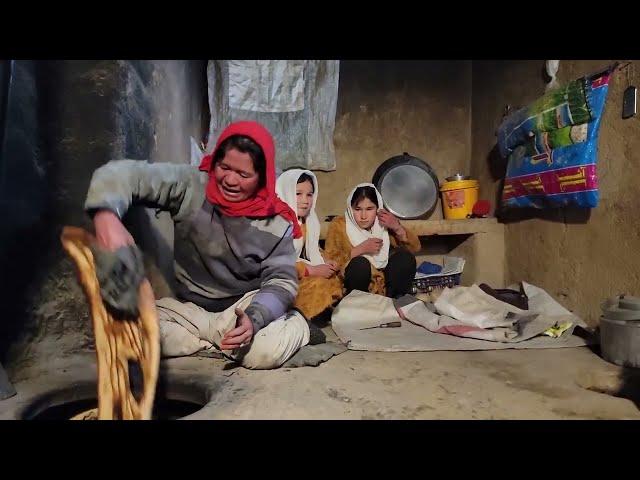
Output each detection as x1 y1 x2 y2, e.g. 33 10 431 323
396 282 586 343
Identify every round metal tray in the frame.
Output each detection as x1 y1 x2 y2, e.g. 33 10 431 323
372 152 440 219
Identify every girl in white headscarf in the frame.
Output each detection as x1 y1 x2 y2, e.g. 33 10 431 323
324 183 421 298
276 169 343 321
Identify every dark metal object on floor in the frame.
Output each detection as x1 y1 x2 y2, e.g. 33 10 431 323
359 321 402 330
0 362 16 400
372 152 440 219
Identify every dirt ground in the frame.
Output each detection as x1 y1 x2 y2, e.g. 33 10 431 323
2 327 639 420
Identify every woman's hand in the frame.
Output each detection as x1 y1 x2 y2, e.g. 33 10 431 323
220 308 254 351
94 210 135 251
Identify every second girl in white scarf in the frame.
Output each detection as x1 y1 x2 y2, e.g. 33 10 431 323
324 183 421 298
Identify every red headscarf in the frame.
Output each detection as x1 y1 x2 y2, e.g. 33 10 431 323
199 121 302 238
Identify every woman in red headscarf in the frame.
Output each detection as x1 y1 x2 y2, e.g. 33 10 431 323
85 121 310 369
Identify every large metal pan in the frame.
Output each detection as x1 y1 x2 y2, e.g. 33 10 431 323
372 152 439 219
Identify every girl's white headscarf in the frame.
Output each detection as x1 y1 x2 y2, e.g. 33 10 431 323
276 169 325 266
345 183 390 269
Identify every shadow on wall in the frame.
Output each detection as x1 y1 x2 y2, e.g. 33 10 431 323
0 61 61 362
1 60 209 368
487 144 508 182
0 60 129 364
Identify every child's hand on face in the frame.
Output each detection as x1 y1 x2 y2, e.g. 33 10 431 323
377 209 401 232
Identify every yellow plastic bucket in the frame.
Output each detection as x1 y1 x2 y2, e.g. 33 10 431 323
440 179 479 220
